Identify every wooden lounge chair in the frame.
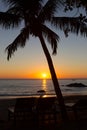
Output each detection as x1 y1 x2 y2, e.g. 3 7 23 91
8 97 36 123
72 99 87 120
8 96 59 127
36 97 57 126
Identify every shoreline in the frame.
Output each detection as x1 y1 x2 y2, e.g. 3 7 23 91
0 93 87 99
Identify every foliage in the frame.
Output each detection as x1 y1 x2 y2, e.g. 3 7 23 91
0 0 87 60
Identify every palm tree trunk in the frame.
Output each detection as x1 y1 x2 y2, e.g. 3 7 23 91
38 34 68 120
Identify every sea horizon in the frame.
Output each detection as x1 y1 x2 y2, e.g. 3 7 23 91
0 78 87 80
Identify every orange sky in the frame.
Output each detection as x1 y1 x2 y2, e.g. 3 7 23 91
0 65 87 79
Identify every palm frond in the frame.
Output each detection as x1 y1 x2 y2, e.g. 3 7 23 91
64 0 87 13
65 0 87 7
4 0 42 16
5 26 30 60
52 16 87 37
0 12 21 28
38 0 63 23
41 24 60 54
7 7 23 16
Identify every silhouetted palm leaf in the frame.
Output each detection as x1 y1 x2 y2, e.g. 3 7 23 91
5 26 30 60
41 24 59 54
64 0 87 13
38 0 63 23
0 12 21 28
1 0 62 59
52 17 87 37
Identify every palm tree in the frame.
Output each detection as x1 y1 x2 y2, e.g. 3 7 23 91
0 0 87 120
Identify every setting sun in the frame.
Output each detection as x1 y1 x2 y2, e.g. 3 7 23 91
41 72 51 79
42 73 47 79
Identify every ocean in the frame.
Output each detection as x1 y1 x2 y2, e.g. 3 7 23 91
0 79 87 98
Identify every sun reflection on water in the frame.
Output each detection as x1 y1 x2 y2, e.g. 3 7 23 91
42 79 47 91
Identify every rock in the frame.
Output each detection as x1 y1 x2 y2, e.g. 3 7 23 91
37 90 46 93
66 83 87 87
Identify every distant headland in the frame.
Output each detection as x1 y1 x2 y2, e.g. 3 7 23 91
66 83 87 87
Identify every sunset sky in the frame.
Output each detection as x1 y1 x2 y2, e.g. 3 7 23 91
0 1 87 79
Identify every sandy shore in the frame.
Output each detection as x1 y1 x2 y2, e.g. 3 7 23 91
0 94 87 121
0 95 87 130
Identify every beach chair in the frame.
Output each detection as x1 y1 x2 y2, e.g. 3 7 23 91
8 97 36 123
72 99 87 120
36 97 57 126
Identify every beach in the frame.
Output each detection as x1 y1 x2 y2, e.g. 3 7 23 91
0 94 87 130
0 94 87 121
0 98 16 121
